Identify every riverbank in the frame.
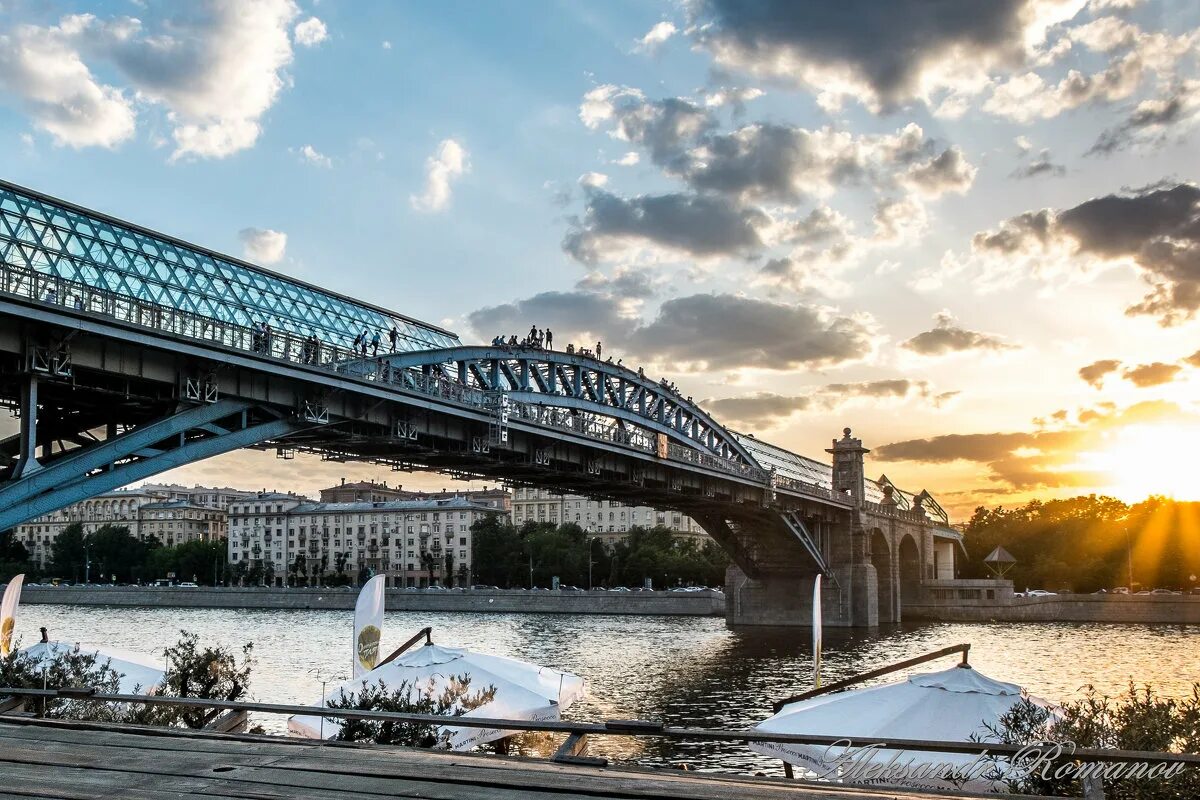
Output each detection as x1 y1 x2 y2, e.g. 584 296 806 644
907 591 1200 624
18 585 726 616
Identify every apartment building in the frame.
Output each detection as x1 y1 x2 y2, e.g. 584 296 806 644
226 492 501 588
319 479 511 513
509 487 708 548
14 483 254 568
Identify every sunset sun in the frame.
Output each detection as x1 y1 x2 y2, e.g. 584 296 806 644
1075 424 1200 503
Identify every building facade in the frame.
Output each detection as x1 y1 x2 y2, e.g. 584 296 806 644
226 493 501 588
14 483 253 568
319 479 511 513
508 487 708 548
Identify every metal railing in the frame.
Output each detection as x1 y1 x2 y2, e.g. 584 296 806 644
773 475 851 505
1 685 1196 777
1 259 766 483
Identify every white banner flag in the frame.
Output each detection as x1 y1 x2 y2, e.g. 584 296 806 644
1 574 24 657
812 573 822 689
352 575 386 678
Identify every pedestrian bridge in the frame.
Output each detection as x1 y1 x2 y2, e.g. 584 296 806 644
0 178 962 626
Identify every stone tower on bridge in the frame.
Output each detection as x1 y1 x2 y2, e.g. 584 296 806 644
725 428 964 628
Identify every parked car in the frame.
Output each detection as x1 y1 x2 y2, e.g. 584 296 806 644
178 582 198 588
558 585 582 592
1111 586 1130 594
607 586 631 592
1149 588 1182 595
1025 589 1057 597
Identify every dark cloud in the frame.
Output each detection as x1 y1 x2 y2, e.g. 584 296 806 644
575 268 658 300
901 311 1016 356
690 0 1035 109
1011 150 1066 179
467 291 626 343
703 393 812 428
963 182 1200 324
628 294 875 371
470 292 875 373
598 92 715 169
1078 359 1121 388
904 147 976 195
704 379 932 427
1089 88 1191 155
1122 361 1182 387
875 400 1190 489
1059 183 1200 323
562 188 767 263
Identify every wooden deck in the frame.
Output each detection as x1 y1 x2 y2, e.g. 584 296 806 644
0 717 1017 800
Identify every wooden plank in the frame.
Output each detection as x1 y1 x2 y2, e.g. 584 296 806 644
0 719 1045 800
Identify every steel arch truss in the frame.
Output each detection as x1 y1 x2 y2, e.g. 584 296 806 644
380 347 762 470
0 396 300 531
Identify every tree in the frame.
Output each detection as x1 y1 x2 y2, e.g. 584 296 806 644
420 549 437 586
0 531 32 582
125 632 254 729
50 523 86 580
289 553 307 586
327 675 496 747
86 524 151 583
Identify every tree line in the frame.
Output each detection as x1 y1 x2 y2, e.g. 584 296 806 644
469 517 729 589
961 495 1200 593
0 522 227 585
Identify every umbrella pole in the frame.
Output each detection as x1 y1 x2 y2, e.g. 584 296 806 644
376 626 433 668
772 643 971 712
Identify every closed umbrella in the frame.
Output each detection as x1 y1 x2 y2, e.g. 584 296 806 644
289 642 585 749
20 640 165 695
752 665 1055 792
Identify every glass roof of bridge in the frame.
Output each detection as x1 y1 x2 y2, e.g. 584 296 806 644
734 432 949 519
0 180 460 352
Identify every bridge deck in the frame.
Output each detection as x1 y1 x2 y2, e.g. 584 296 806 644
0 717 1007 800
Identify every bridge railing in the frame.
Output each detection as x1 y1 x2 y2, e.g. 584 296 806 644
2 260 766 483
771 475 849 504
861 499 927 523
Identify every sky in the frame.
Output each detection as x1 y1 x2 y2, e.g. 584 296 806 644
1 0 1199 518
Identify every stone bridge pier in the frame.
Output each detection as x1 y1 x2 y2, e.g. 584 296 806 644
724 429 963 628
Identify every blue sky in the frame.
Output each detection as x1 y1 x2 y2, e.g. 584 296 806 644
2 0 1200 514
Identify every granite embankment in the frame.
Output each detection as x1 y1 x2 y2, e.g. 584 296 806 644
18 585 726 616
906 593 1200 624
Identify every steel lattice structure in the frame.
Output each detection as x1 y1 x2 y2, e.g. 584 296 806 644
0 179 459 353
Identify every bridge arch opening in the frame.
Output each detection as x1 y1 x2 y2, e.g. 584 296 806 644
898 534 921 617
869 529 894 624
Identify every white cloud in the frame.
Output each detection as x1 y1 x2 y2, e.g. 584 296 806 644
410 138 470 213
579 171 608 188
635 21 677 54
382 40 392 50
239 228 288 265
0 1 308 160
293 16 328 47
293 143 331 167
0 15 136 149
613 151 640 166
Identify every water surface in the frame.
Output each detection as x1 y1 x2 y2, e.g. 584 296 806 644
15 605 1198 774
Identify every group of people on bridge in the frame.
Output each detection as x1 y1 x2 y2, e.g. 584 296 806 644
352 326 400 358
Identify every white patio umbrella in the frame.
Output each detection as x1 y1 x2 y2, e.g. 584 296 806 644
752 665 1056 793
20 640 165 695
289 643 585 750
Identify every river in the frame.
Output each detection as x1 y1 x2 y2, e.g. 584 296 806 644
13 606 1199 774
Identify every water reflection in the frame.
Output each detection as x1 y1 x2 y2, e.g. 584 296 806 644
15 606 1199 774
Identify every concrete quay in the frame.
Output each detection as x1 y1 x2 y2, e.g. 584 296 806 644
17 585 726 616
907 584 1200 624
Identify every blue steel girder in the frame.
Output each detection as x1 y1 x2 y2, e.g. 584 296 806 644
0 398 254 510
381 346 760 468
0 415 299 531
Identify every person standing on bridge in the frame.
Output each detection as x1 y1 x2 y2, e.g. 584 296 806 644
528 324 537 345
371 330 381 357
595 341 602 360
545 329 553 350
359 328 369 357
389 326 398 352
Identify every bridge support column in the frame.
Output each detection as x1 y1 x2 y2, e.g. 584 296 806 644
11 374 41 479
725 518 881 628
